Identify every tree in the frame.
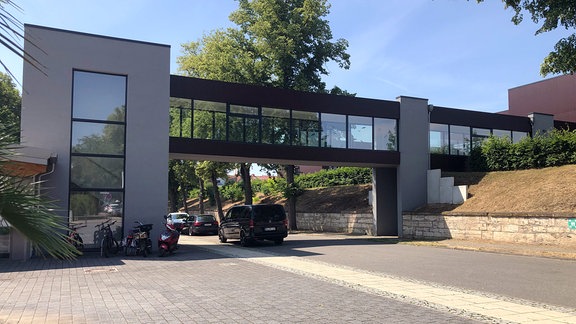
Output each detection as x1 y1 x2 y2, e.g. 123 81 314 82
178 0 351 230
480 0 576 76
0 71 20 141
195 161 232 221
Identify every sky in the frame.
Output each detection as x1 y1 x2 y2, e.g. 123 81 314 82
1 0 573 113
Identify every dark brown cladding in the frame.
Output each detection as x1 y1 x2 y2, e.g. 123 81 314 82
169 137 400 167
430 106 532 132
170 75 399 119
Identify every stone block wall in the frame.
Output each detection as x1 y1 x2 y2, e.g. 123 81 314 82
296 212 374 235
403 212 576 246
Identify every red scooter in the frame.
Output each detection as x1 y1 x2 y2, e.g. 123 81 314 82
158 220 180 257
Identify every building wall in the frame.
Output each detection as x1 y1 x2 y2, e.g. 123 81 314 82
21 25 170 245
507 74 576 123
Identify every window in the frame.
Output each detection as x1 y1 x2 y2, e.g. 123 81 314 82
193 100 227 140
262 107 290 145
450 125 470 156
512 131 529 143
229 105 259 143
471 128 490 149
492 129 511 140
349 116 373 150
292 110 319 147
70 70 126 247
430 123 449 154
321 113 346 148
169 97 192 138
374 118 397 151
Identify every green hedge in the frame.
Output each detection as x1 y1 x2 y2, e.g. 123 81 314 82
471 129 576 171
295 167 372 189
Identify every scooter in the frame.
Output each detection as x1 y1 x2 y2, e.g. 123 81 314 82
158 219 180 257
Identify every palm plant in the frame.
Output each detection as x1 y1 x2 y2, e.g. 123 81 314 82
0 118 80 259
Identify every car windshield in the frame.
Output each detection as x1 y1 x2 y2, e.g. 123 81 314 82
253 205 286 222
172 213 188 220
197 215 215 222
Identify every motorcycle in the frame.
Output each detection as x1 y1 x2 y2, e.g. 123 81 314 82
124 221 153 257
158 219 180 257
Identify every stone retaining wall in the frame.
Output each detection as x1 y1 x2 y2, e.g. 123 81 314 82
296 212 374 235
403 212 576 246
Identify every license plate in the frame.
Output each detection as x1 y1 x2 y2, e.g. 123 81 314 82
204 224 212 226
264 227 276 231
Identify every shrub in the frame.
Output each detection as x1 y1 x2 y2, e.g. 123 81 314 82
296 167 372 189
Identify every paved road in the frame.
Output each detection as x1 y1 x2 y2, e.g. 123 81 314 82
246 233 576 309
0 233 575 323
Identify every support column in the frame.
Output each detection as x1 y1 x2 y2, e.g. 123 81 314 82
529 112 554 135
372 168 398 236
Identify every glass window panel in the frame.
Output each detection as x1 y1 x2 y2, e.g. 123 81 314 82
374 118 397 151
73 71 126 121
229 115 259 143
70 156 124 189
492 129 511 139
245 118 259 143
262 113 290 145
70 191 123 247
321 113 346 148
72 122 124 155
430 123 449 154
292 111 319 147
450 125 471 155
170 97 191 109
262 107 290 118
230 104 258 115
512 131 529 143
214 113 227 141
195 100 226 112
169 98 192 138
169 107 182 137
193 110 214 139
349 116 373 150
471 128 490 149
228 116 244 142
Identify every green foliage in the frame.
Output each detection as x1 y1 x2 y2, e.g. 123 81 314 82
295 167 372 189
471 129 576 171
0 72 21 141
220 182 244 201
252 177 287 195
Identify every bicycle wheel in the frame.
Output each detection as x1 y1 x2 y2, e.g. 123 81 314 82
100 238 109 257
108 239 119 256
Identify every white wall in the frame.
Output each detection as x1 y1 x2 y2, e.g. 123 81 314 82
21 25 170 244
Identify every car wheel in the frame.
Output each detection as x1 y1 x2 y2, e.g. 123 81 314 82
240 231 249 247
274 238 284 245
218 230 227 243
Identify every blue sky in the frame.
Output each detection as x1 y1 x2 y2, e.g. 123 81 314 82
1 0 572 113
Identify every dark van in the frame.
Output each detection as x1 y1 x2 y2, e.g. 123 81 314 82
218 204 288 246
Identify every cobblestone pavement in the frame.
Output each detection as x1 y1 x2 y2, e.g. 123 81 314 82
0 234 574 324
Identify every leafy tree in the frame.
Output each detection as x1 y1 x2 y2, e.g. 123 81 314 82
479 0 576 76
195 161 233 221
178 0 351 229
0 71 20 141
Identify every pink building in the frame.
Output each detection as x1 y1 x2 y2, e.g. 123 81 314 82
506 74 576 123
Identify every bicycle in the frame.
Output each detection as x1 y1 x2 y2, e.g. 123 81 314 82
123 221 153 257
96 219 119 257
66 223 86 252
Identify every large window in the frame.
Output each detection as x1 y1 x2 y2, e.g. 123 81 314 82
193 100 227 140
472 128 490 149
450 125 470 155
349 116 373 150
430 123 449 154
70 70 126 247
262 107 290 145
321 113 346 148
292 110 319 147
229 105 259 143
374 118 397 151
169 97 192 138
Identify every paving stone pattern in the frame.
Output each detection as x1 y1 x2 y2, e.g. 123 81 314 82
0 244 481 324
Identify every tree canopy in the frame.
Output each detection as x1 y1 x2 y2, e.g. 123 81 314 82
0 71 20 141
481 0 576 76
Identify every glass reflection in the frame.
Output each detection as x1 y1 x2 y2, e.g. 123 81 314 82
70 156 124 189
374 118 396 151
72 122 125 155
73 71 126 121
349 116 373 150
321 113 346 148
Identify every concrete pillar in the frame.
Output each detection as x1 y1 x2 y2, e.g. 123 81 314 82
372 168 398 236
529 112 554 135
397 96 430 236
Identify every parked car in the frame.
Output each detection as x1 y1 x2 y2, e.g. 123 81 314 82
218 204 288 246
166 212 189 233
186 214 219 235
